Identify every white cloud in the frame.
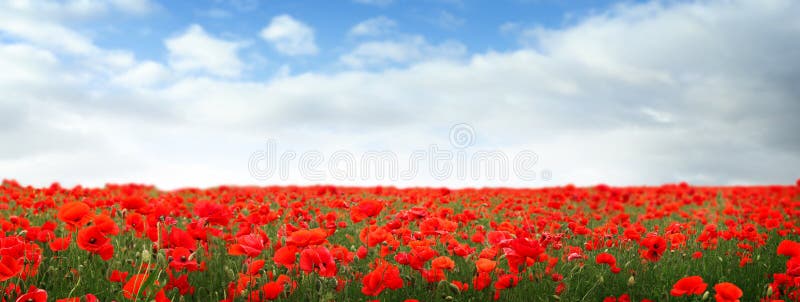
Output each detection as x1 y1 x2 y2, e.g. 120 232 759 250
0 43 60 86
108 0 154 14
0 0 154 20
341 35 467 68
2 0 800 189
112 61 172 88
352 0 393 6
349 16 397 37
641 107 672 124
165 24 244 77
433 11 465 30
260 15 319 56
0 12 99 55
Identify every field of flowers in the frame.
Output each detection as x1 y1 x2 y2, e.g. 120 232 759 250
0 179 798 301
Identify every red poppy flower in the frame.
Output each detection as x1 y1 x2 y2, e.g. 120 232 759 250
193 201 230 226
777 240 800 259
357 245 368 259
473 272 492 291
640 236 667 262
57 202 91 230
169 247 198 271
55 294 98 302
475 258 497 273
261 275 290 300
329 245 355 265
123 274 150 300
286 228 327 247
596 252 617 266
603 294 632 302
351 199 384 223
93 214 119 235
273 245 298 268
168 228 197 251
262 281 284 300
494 274 519 290
595 252 621 274
77 226 114 260
121 196 147 211
48 236 71 252
228 234 265 258
493 274 520 300
299 246 337 277
431 256 455 270
364 227 391 247
56 294 100 302
451 280 469 291
262 275 292 300
15 287 46 302
125 213 145 237
713 282 743 302
109 270 129 283
0 255 21 282
361 260 403 296
670 276 707 296
165 273 195 295
508 237 545 259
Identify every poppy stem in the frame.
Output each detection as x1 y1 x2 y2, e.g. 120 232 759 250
579 276 603 302
66 274 81 298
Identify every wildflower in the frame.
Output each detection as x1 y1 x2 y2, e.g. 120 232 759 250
361 260 403 296
431 256 455 271
0 255 21 281
475 258 497 273
286 228 327 247
123 274 150 300
15 287 46 302
77 226 114 260
596 252 621 274
777 240 800 259
351 199 384 223
640 235 667 262
48 236 71 252
57 202 91 230
299 246 337 277
228 234 266 258
670 276 708 296
713 282 743 302
169 247 198 271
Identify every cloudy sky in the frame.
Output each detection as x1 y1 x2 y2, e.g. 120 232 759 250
1 0 798 189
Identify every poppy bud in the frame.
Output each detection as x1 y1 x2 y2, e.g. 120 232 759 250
157 252 167 264
627 276 635 286
448 282 461 294
701 291 709 300
225 266 235 280
141 249 151 262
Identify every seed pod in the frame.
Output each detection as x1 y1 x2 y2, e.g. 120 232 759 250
141 249 152 262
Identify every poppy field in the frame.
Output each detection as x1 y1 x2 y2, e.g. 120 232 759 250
1 179 799 302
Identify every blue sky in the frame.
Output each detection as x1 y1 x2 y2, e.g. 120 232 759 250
1 0 798 189
66 0 646 76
